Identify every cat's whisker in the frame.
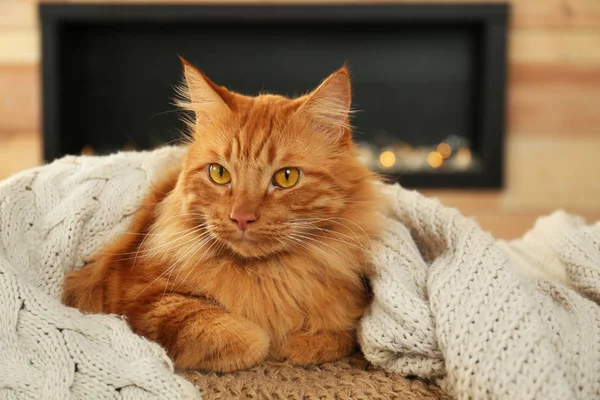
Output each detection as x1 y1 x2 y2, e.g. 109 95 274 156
173 234 221 292
151 211 207 226
325 217 373 247
172 232 220 289
113 223 210 258
167 228 214 264
133 264 176 299
111 235 203 264
285 235 331 263
135 220 209 247
165 247 207 295
315 228 366 249
106 211 208 256
121 222 210 237
146 211 207 226
287 235 364 287
286 221 365 248
147 108 183 120
293 229 368 252
122 231 193 237
109 225 212 263
136 230 215 299
285 221 364 250
165 230 214 284
126 214 204 237
285 234 321 254
290 232 360 269
290 217 371 248
158 134 189 148
342 199 380 205
108 236 198 263
164 232 215 296
272 236 292 253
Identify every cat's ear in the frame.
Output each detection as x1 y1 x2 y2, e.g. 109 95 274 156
301 66 352 140
177 57 229 121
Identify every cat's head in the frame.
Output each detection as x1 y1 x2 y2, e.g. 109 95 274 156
174 59 380 259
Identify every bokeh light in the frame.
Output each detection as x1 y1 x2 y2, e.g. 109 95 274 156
379 151 396 168
427 151 443 168
81 145 95 156
437 142 452 158
455 147 472 168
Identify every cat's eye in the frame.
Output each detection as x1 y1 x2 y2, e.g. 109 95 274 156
208 163 231 185
272 167 300 189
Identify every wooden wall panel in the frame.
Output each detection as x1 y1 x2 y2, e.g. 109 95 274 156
0 1 37 28
508 0 600 29
511 30 600 65
503 136 600 211
0 29 39 64
0 65 40 132
0 131 41 180
509 64 600 136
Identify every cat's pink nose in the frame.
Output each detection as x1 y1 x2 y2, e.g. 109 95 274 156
230 213 256 231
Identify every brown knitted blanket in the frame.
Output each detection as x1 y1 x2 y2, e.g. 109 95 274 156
182 353 447 399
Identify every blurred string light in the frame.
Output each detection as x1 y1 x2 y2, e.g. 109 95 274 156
81 145 94 156
455 147 472 168
355 136 474 172
427 151 443 168
356 146 374 166
379 150 396 168
437 142 452 158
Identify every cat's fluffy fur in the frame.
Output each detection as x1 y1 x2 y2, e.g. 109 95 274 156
62 59 383 372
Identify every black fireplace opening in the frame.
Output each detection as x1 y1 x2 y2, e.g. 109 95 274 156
41 4 508 188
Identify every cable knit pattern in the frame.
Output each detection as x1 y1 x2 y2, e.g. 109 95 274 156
0 147 200 400
1 146 599 399
359 184 600 400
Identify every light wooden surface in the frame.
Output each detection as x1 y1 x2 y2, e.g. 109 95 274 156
0 0 599 239
0 131 41 180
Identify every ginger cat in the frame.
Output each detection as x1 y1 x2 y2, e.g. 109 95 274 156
62 59 382 372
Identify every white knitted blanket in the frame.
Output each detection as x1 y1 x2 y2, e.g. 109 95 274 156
360 184 600 400
0 147 200 399
1 147 598 399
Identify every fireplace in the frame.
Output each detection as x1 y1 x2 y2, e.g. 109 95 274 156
40 3 508 188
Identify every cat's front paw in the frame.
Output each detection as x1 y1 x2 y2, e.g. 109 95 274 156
179 316 271 372
278 330 356 366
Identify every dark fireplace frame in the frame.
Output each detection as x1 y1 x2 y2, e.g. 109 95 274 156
40 3 508 189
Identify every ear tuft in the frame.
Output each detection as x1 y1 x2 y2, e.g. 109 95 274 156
303 66 353 139
175 57 228 123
